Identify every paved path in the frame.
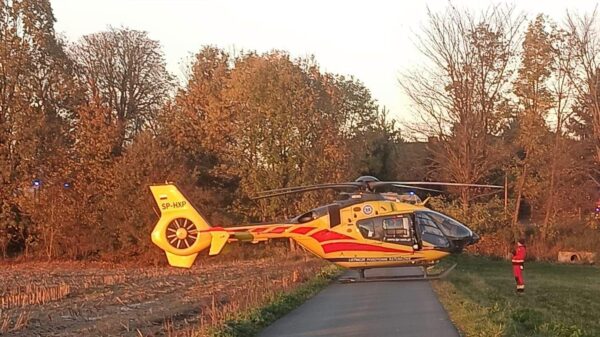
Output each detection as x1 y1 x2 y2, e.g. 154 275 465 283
259 267 460 337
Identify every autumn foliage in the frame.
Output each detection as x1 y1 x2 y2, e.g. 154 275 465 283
0 1 599 261
402 7 600 258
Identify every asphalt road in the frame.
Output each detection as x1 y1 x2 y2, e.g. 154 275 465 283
259 267 460 337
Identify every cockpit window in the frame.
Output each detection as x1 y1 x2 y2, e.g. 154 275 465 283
358 219 380 240
415 212 450 248
382 217 411 241
424 211 472 239
357 215 414 245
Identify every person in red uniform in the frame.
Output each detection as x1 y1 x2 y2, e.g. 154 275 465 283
512 238 527 293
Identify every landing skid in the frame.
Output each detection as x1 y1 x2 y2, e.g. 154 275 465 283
338 263 457 283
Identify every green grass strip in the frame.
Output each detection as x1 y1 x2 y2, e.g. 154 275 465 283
210 265 342 337
432 254 600 337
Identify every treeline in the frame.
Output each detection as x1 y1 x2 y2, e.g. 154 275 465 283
0 0 402 259
403 6 600 256
1 1 599 261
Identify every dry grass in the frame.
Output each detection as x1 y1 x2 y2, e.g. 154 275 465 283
195 264 314 336
161 256 324 337
1 283 70 309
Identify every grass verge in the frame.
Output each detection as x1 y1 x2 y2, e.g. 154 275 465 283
432 254 600 337
209 264 342 337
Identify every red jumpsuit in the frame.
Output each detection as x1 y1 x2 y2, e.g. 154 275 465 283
512 244 526 292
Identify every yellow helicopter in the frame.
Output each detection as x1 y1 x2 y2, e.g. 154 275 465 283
150 176 501 280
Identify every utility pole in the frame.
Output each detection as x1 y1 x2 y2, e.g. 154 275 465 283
504 173 508 217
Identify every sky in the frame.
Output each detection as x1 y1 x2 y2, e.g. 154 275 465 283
51 0 600 123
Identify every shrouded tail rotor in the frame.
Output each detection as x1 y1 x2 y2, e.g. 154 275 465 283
149 184 229 268
166 218 199 249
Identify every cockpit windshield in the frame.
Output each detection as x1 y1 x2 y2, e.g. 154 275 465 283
423 211 472 239
414 212 450 248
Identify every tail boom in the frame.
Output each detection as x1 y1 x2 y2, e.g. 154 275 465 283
149 184 329 268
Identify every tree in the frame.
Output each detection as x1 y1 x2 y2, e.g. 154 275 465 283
0 0 79 256
324 75 393 178
161 46 232 182
220 52 337 219
109 132 184 256
564 10 600 191
70 27 174 156
511 14 554 237
159 46 239 223
354 108 403 180
401 5 525 212
539 26 578 238
63 98 118 258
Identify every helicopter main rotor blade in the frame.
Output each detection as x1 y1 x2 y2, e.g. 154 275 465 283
469 189 505 201
255 182 362 196
374 181 503 189
390 184 444 193
251 183 360 200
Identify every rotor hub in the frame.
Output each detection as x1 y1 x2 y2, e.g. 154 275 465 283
176 227 188 240
354 176 380 183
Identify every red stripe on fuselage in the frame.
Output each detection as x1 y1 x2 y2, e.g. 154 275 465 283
268 226 289 234
321 242 411 254
291 227 314 235
311 229 354 242
200 227 225 232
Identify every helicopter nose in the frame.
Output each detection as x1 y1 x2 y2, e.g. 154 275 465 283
448 232 479 253
448 232 479 252
470 232 480 245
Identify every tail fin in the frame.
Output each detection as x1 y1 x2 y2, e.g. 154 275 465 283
149 184 229 268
